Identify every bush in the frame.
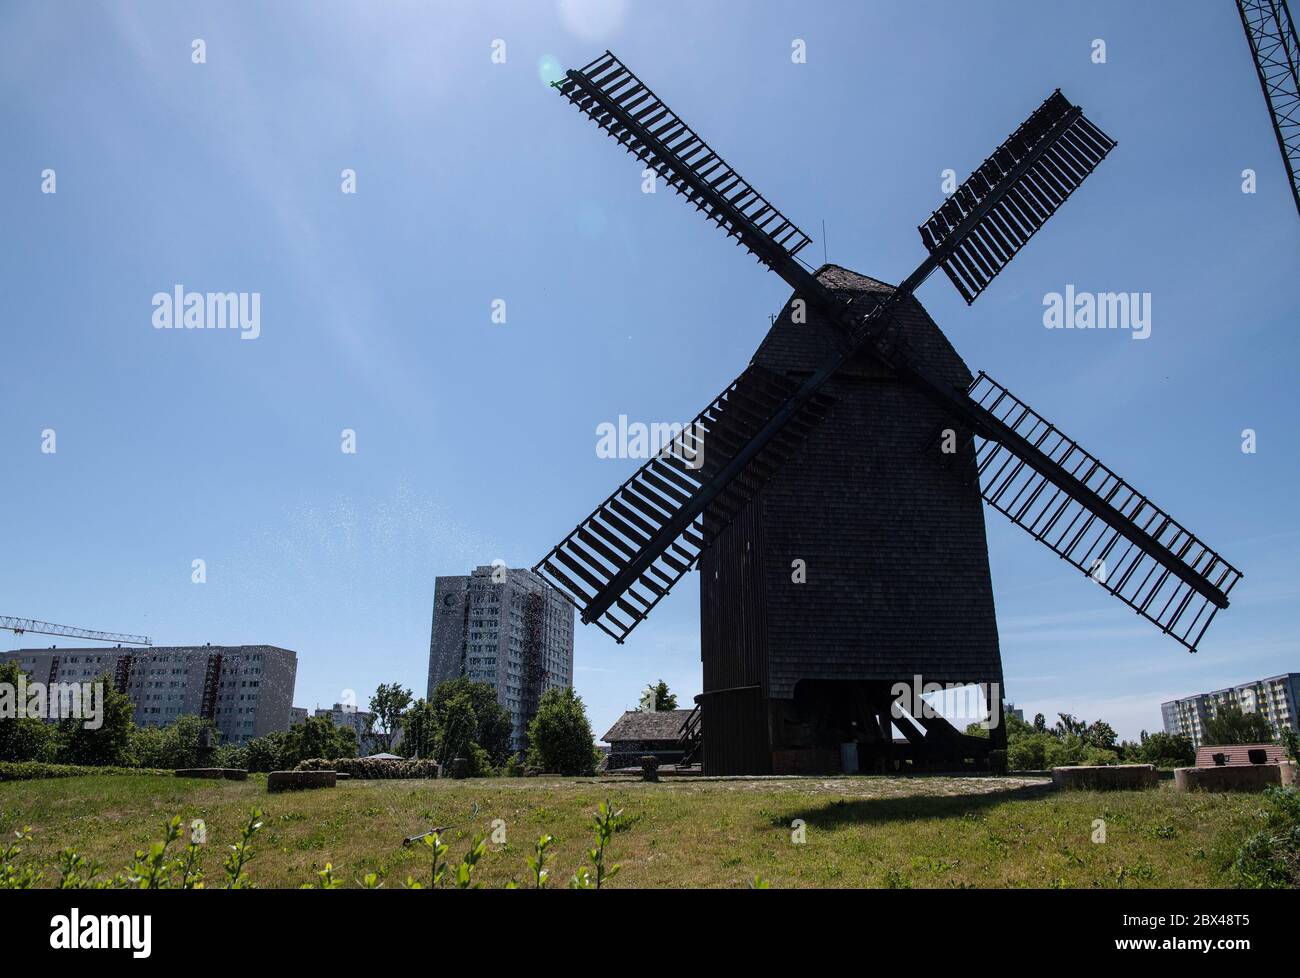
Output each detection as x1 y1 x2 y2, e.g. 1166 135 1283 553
526 687 599 776
0 761 171 782
241 718 357 773
243 731 288 773
0 663 59 762
130 716 221 770
466 742 495 778
295 757 439 779
1081 746 1120 766
1130 731 1195 769
1008 733 1053 771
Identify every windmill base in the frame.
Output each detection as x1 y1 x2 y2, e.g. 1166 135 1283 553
697 680 1005 776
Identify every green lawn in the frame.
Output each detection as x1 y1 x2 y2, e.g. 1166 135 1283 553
0 772 1266 888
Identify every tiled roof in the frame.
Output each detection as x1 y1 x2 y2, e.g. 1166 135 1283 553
601 709 693 743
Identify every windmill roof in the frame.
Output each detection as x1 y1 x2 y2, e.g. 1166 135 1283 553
601 709 693 743
751 264 973 389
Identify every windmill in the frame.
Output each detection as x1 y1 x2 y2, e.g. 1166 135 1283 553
533 52 1243 774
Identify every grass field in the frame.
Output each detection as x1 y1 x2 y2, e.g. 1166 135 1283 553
0 772 1267 888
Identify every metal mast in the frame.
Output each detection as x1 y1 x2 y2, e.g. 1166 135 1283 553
1237 0 1300 219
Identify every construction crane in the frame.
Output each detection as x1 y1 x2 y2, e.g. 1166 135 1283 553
0 616 151 647
1237 0 1300 220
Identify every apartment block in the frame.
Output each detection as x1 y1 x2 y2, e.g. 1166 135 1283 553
427 565 574 752
0 644 297 744
314 702 377 753
1161 673 1300 747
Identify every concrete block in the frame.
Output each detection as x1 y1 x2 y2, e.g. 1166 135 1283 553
1174 764 1282 792
1052 764 1157 790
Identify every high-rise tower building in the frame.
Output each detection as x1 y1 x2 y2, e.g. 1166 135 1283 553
427 565 575 752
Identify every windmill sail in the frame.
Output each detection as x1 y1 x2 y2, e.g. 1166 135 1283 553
534 364 834 641
554 51 813 269
916 90 1117 304
959 373 1241 651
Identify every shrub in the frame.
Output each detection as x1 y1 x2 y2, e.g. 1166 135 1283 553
467 742 495 778
1008 733 1052 771
295 757 439 779
1130 731 1195 769
0 663 58 762
130 716 221 770
0 761 171 782
240 718 357 774
1081 746 1120 767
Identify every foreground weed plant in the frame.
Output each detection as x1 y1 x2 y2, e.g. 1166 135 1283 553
0 799 648 890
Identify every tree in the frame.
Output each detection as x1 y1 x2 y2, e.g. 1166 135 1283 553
435 693 478 769
1083 720 1118 751
1054 713 1087 738
58 673 134 767
368 683 412 752
0 661 56 762
1204 704 1275 746
130 715 220 769
526 687 598 775
239 717 357 772
243 731 288 773
1033 713 1047 733
284 715 357 763
1132 731 1195 768
1002 709 1034 739
640 680 677 712
1282 728 1300 764
429 677 513 764
402 698 439 760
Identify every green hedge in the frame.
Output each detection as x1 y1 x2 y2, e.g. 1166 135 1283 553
0 761 172 782
295 757 439 779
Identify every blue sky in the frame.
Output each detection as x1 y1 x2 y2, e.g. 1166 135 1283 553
1 1 1296 742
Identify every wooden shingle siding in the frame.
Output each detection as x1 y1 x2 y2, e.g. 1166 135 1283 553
697 265 1003 771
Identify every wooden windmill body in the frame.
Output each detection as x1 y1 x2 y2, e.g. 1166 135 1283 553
700 267 1002 773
